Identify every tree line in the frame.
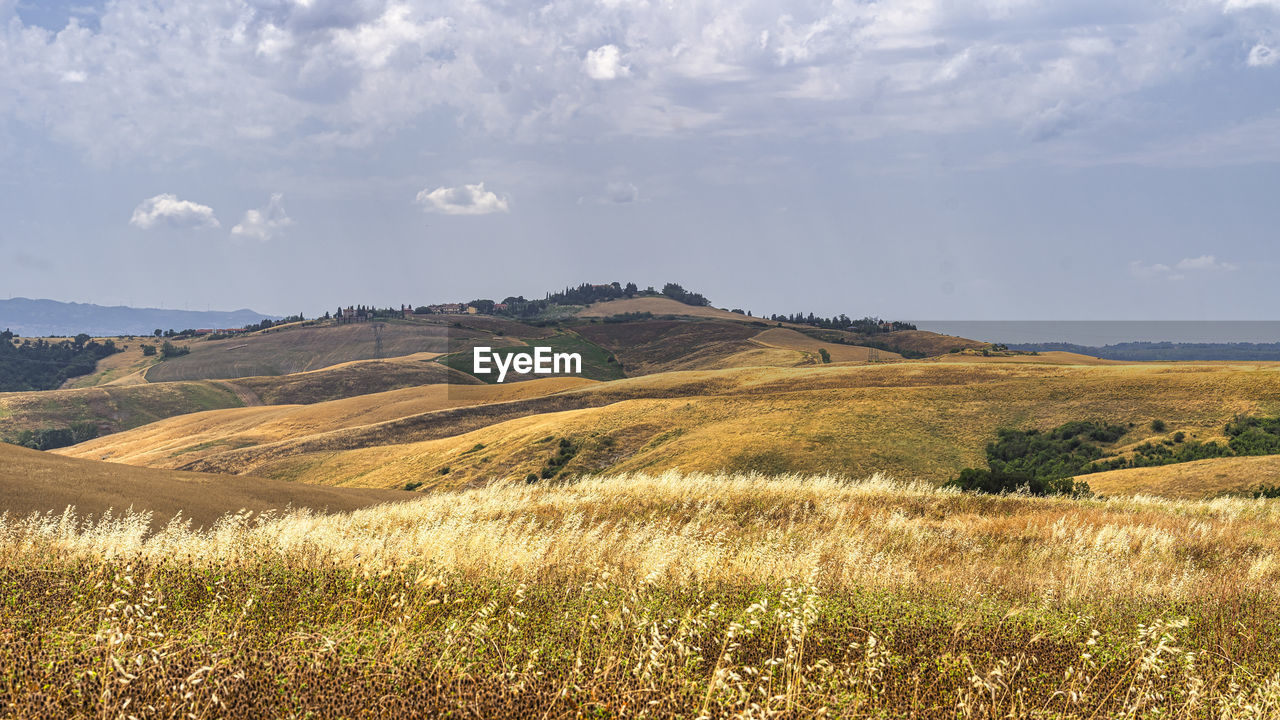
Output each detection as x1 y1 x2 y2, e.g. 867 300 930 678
767 314 917 333
0 330 121 392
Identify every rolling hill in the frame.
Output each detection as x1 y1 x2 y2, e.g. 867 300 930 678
0 441 414 530
144 321 477 381
1080 455 1280 499
58 358 1280 496
0 353 480 447
61 377 598 471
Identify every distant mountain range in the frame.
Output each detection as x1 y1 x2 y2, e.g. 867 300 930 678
0 298 278 337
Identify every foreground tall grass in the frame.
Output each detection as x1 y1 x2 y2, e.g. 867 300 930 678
4 471 1280 718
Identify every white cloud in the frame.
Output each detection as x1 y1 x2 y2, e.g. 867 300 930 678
1248 43 1279 67
1224 0 1280 10
1176 254 1238 271
129 193 220 230
231 193 294 241
584 44 630 80
1130 255 1238 280
415 182 509 215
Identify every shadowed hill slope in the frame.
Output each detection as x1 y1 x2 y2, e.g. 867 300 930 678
0 442 414 530
144 322 488 381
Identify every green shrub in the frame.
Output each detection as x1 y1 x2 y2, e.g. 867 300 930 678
943 468 1090 497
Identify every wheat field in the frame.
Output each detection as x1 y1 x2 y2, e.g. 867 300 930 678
4 471 1280 718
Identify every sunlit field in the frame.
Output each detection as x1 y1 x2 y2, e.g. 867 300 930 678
5 472 1280 718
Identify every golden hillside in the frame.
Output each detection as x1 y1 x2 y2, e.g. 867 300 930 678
60 359 1280 494
1081 454 1280 499
0 441 412 530
749 327 903 362
60 376 597 470
143 321 478 382
1 352 479 445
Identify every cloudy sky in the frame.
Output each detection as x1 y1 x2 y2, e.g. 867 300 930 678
1 0 1278 319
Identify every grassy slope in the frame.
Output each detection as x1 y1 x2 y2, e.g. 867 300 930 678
6 473 1280 717
59 339 160 388
229 352 476 404
0 381 245 444
59 377 598 470
750 327 903 362
2 354 483 445
63 359 1280 495
0 442 414 530
436 331 626 383
144 321 488 381
1081 454 1280 498
574 319 768 375
34 314 960 448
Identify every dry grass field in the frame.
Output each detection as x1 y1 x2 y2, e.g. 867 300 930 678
1083 454 1280 499
749 327 903 362
4 471 1280 717
227 351 473 404
0 380 245 445
1 353 478 446
57 359 1280 496
0 441 414 530
144 322 484 382
59 338 160 388
61 376 598 470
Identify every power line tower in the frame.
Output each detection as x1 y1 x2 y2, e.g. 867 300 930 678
372 323 385 359
868 348 880 363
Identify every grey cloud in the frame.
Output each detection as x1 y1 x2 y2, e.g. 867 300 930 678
0 0 1278 167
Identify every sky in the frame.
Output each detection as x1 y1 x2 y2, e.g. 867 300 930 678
1 0 1278 319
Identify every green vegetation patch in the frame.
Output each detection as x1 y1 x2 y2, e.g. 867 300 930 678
949 413 1280 496
10 421 100 450
0 331 122 392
